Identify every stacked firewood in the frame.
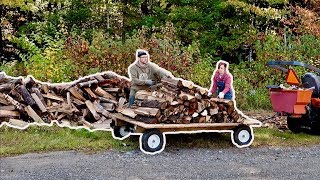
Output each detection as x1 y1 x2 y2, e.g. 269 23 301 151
0 72 130 128
119 77 241 124
0 72 242 127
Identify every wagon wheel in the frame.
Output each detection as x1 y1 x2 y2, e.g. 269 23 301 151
113 126 130 138
233 125 253 146
141 129 165 153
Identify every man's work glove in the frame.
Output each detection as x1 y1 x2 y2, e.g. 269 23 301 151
218 92 225 99
207 92 212 97
146 80 154 86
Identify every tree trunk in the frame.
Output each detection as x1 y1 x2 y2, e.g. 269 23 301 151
0 5 3 59
121 0 128 43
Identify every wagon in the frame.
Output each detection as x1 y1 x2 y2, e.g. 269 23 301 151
110 113 261 154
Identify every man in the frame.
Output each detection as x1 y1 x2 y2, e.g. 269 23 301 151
128 49 173 107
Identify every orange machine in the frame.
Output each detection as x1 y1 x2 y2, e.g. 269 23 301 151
267 61 320 133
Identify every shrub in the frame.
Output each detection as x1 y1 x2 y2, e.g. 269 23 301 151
64 23 202 81
231 61 285 110
255 33 320 67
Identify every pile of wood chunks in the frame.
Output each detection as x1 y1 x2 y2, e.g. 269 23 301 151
119 77 241 124
0 71 242 127
0 72 130 128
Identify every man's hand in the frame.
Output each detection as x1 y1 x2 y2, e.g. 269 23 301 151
207 92 212 97
146 80 154 86
218 92 225 99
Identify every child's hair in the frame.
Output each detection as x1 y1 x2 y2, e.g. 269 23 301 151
218 62 227 68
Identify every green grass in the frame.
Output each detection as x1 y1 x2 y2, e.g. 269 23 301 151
1 125 320 157
253 128 320 147
164 128 320 150
0 125 137 157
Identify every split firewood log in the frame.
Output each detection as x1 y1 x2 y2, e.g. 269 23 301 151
25 105 45 123
17 85 36 106
68 86 86 101
119 108 137 118
161 77 183 88
135 115 158 124
31 93 47 112
0 110 20 118
85 100 101 120
136 100 168 110
94 87 117 100
134 107 161 118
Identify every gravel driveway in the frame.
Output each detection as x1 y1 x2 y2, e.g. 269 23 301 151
1 146 320 180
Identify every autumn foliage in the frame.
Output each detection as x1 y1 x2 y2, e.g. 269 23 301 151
64 24 199 80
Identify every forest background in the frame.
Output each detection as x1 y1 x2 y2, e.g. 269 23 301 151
1 0 320 110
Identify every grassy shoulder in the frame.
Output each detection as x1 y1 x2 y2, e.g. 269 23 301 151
164 128 320 149
0 125 137 157
1 125 320 157
253 128 320 147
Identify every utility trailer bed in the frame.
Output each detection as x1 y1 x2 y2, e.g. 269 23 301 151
110 113 261 154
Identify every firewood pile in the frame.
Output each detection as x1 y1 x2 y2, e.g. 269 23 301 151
0 72 243 128
0 72 130 128
119 77 242 124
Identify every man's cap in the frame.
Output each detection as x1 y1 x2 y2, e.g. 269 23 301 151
137 51 147 57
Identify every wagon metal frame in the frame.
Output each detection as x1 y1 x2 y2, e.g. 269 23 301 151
110 113 261 154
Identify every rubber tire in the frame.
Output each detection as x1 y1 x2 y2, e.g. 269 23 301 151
141 129 164 153
110 120 115 129
233 126 253 146
310 122 320 134
113 126 129 138
287 117 302 134
302 73 320 98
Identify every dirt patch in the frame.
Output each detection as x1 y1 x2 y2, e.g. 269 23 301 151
244 110 288 130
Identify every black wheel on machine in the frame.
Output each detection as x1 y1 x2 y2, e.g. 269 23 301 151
141 129 164 153
302 73 320 98
308 107 320 134
287 116 302 133
233 125 253 146
113 126 130 138
310 122 320 134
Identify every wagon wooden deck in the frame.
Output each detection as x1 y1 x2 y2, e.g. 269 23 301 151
110 113 260 133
